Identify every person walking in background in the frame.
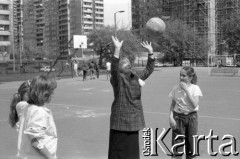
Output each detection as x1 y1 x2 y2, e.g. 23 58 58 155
18 75 58 159
106 61 111 80
89 61 96 79
94 61 100 79
82 62 88 81
169 66 203 159
73 60 79 77
217 59 222 68
108 36 155 159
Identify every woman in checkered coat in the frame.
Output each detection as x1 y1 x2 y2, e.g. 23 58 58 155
108 36 155 159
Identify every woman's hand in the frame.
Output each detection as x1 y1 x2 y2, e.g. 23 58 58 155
112 36 123 50
141 41 153 54
112 36 123 58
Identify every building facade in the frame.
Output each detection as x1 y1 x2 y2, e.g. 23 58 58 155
59 0 104 58
0 0 12 61
22 0 59 59
18 0 104 60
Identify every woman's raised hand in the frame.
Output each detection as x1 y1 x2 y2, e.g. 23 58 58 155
111 36 123 49
141 41 153 54
112 36 123 58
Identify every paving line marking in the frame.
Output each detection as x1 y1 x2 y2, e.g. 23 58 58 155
144 111 240 121
1 100 240 121
52 103 240 121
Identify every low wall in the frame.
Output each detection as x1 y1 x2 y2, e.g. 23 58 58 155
210 67 239 76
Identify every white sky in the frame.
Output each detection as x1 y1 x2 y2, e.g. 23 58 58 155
104 0 131 29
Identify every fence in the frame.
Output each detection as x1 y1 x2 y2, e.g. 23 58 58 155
208 54 240 76
0 60 73 77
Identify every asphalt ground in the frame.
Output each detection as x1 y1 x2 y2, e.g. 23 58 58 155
0 67 239 159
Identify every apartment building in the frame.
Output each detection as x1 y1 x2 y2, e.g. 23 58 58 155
59 0 104 58
0 0 12 61
7 0 105 60
22 0 59 59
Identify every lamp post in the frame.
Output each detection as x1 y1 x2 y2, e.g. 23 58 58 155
114 10 125 33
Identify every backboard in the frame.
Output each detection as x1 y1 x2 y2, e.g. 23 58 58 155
73 35 87 49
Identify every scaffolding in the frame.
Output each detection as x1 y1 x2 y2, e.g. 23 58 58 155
162 0 209 57
215 0 240 55
162 0 240 57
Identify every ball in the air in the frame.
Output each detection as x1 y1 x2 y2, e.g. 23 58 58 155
146 17 166 34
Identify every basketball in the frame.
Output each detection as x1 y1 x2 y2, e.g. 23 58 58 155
146 17 166 34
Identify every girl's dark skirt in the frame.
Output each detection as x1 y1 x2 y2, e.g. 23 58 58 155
108 129 139 159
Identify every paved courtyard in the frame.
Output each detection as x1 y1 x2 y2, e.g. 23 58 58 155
0 67 239 159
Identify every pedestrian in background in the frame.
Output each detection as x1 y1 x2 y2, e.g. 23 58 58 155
73 60 79 77
89 61 96 79
106 61 111 80
82 62 88 81
94 61 100 79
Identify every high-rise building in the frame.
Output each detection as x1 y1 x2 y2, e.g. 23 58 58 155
20 0 104 59
132 0 240 56
22 0 59 59
12 0 23 62
0 0 12 61
59 0 104 58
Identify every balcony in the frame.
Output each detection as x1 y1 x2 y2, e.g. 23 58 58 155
95 16 104 20
95 10 103 14
95 5 103 9
83 14 93 18
83 3 92 8
0 10 10 15
83 9 93 13
95 1 104 5
95 21 103 25
0 20 10 25
0 0 10 4
84 0 92 2
83 21 93 24
0 31 10 36
83 25 93 30
0 41 10 46
59 22 68 27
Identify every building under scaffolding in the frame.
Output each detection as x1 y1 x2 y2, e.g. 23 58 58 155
132 0 240 56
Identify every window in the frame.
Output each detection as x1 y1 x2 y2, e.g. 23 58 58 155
0 15 9 20
0 4 9 10
0 25 9 31
0 35 9 41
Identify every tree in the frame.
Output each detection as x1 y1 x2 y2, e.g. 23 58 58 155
0 46 8 61
24 39 37 60
222 13 240 55
145 19 209 66
87 26 143 66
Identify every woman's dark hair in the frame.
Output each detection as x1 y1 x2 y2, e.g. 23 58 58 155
9 80 30 128
28 75 57 106
182 66 198 84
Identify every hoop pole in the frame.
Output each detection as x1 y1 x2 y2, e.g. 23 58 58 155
47 37 73 75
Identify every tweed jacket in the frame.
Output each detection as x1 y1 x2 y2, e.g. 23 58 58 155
110 56 155 131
